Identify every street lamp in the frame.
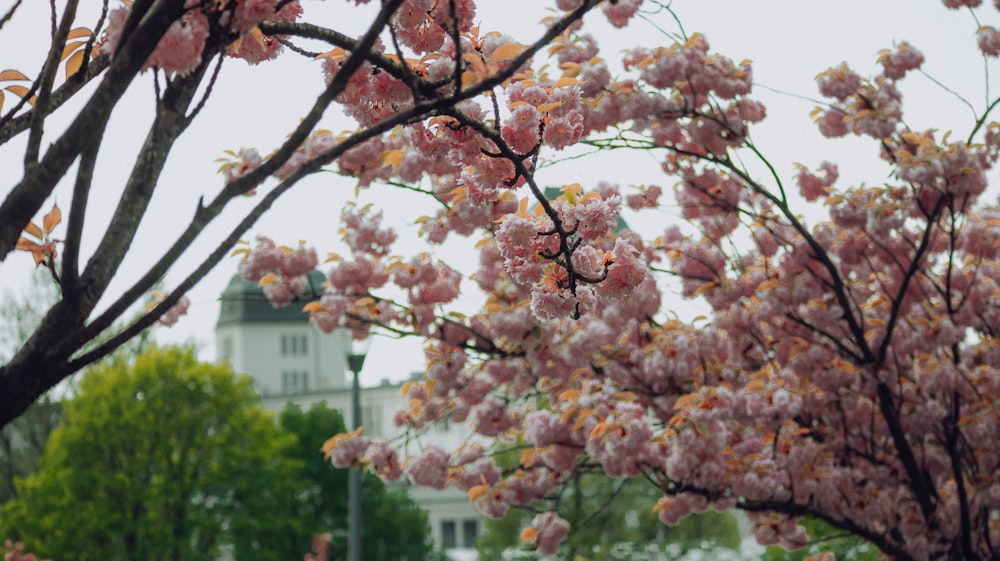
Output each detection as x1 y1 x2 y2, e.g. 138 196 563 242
346 335 371 561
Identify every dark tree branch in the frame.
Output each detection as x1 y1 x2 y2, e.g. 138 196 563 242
0 0 186 261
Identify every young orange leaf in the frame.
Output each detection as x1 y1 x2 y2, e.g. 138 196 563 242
67 27 92 40
43 204 61 234
552 76 581 88
378 150 406 173
537 101 564 114
467 484 489 502
65 50 86 79
302 301 329 315
520 527 538 545
0 69 28 82
515 197 529 217
258 272 278 286
5 85 35 106
61 41 86 61
23 221 43 239
490 42 528 62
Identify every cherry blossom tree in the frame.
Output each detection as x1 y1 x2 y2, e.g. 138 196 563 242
6 1 1000 560
243 2 998 561
0 0 608 426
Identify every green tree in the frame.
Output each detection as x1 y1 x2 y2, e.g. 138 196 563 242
761 518 884 561
0 272 62 502
1 345 300 561
477 457 741 561
272 403 436 561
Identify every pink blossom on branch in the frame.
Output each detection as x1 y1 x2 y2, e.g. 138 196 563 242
211 3 1000 560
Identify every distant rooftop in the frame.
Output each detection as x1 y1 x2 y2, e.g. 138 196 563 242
217 270 326 326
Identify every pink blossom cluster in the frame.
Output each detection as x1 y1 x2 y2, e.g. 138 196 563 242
103 4 210 76
978 26 1000 56
528 512 570 555
892 131 989 202
274 130 337 180
157 295 190 327
503 81 587 152
814 51 921 140
340 204 397 257
321 45 414 127
795 161 838 201
102 0 303 74
2 541 48 561
365 441 403 481
219 148 263 185
325 430 372 468
234 4 1000 559
624 184 663 210
393 255 461 308
878 42 925 80
390 0 476 54
239 237 318 308
405 445 451 489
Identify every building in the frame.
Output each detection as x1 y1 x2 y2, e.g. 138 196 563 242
216 273 482 559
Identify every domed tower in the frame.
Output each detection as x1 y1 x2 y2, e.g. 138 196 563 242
215 271 350 397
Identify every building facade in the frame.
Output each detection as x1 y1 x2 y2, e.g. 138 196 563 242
216 274 481 560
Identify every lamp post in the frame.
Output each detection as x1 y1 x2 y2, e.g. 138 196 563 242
346 335 370 561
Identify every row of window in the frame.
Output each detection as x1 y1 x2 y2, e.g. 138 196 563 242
219 334 311 360
281 334 309 356
441 519 478 549
282 371 309 394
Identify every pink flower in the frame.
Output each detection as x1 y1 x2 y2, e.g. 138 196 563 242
146 10 210 76
602 0 643 28
542 111 585 150
795 161 838 202
880 42 925 79
158 295 190 327
978 26 1000 56
602 239 648 298
817 63 861 101
406 446 451 489
817 107 849 137
528 512 570 555
366 442 404 482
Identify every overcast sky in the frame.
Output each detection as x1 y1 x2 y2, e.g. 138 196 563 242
1 1 996 384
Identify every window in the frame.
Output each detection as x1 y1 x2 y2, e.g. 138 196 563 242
280 334 309 356
221 338 233 360
362 404 383 436
462 519 478 548
281 371 309 394
441 520 456 549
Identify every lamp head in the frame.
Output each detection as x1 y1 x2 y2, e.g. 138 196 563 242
346 335 372 373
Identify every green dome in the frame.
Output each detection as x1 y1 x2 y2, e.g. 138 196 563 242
216 270 326 326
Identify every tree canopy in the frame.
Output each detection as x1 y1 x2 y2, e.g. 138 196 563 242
1 348 437 561
4 1 1000 560
477 469 742 561
1 346 300 561
274 402 436 561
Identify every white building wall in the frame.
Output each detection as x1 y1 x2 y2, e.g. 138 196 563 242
216 323 349 396
219 313 483 558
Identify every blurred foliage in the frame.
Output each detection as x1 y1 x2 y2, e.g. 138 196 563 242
477 456 742 561
272 402 437 561
2 345 295 561
0 348 438 561
761 518 884 561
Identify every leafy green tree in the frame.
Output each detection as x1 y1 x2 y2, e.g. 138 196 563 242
1 345 300 561
0 272 62 502
761 518 884 561
0 272 159 504
272 403 436 561
477 461 741 561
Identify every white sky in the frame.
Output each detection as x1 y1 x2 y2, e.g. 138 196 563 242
0 1 996 385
